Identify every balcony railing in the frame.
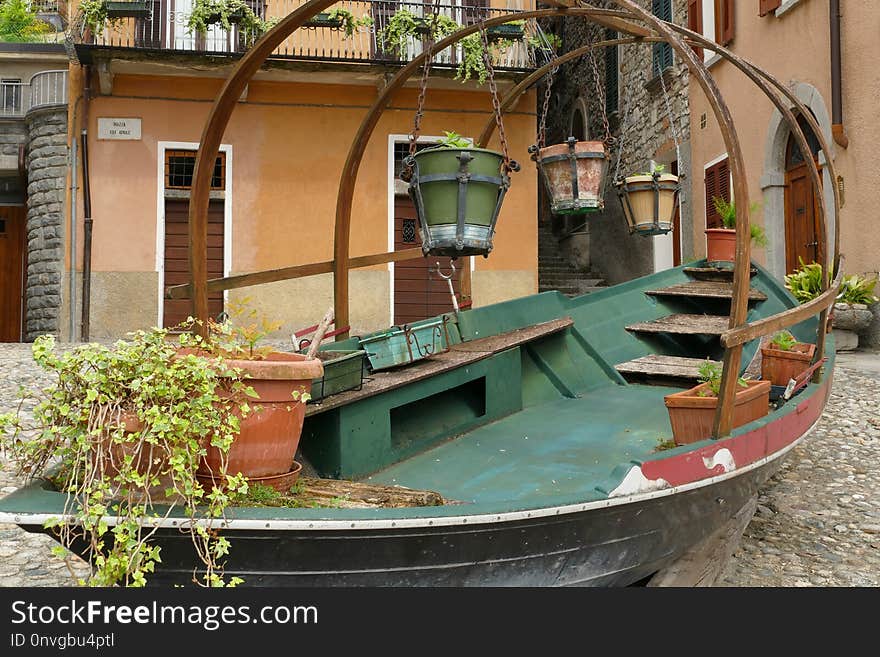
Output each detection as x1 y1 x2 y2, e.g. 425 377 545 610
0 70 68 119
82 1 538 70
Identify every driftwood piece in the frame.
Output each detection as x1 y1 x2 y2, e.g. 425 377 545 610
254 478 447 509
306 307 335 359
647 495 757 587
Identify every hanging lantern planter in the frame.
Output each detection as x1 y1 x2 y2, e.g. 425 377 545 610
405 142 519 258
615 167 680 236
530 137 609 215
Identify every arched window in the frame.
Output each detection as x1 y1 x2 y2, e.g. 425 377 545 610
571 107 587 141
785 113 822 171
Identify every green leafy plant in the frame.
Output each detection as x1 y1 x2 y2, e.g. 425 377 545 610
0 329 258 587
77 0 119 35
769 330 798 352
186 0 265 42
310 8 373 38
527 31 562 51
637 163 667 176
0 0 52 42
436 130 471 149
205 296 283 360
838 273 878 305
696 359 748 397
712 196 768 247
784 258 829 303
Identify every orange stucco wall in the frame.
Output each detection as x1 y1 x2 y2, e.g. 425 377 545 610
77 72 537 334
688 0 879 278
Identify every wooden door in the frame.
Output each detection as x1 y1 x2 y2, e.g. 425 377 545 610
784 162 822 273
163 198 225 328
393 195 459 325
0 206 25 341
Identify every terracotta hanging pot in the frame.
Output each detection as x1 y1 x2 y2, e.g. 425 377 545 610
198 352 324 482
531 138 609 215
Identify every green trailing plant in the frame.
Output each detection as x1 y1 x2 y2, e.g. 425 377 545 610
838 273 878 305
0 329 261 587
0 0 52 42
309 8 373 38
712 196 768 248
527 31 561 51
77 0 118 35
784 258 830 303
769 330 798 352
186 0 264 39
696 360 748 397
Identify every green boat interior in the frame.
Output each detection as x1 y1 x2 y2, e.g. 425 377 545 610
298 259 824 506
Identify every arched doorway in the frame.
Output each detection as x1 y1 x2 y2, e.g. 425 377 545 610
784 113 823 273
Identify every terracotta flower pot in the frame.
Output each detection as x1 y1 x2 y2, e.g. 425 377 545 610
760 342 816 386
664 379 771 446
198 352 324 480
705 228 737 263
536 140 608 214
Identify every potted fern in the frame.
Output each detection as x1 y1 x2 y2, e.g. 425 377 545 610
663 360 771 446
706 196 768 263
760 329 816 386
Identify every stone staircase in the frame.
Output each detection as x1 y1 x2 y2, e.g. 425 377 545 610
538 221 607 297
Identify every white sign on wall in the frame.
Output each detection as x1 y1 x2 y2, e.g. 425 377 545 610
97 118 142 141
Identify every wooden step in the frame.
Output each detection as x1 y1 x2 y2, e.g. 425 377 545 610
615 355 720 383
683 266 758 282
626 314 729 336
646 280 767 302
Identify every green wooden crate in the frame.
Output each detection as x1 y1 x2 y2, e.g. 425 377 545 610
359 316 453 372
309 350 367 402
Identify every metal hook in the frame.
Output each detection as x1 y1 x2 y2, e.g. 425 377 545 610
431 260 459 313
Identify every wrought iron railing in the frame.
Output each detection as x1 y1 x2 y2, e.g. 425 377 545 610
0 70 67 118
83 0 538 69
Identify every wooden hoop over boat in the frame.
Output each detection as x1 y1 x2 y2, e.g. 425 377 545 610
0 1 843 586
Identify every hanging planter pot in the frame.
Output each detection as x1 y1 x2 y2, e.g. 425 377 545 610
530 137 609 215
615 170 680 236
304 12 344 29
104 0 152 18
405 146 518 258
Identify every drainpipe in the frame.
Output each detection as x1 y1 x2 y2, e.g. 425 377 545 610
830 0 849 148
69 118 78 340
80 128 92 341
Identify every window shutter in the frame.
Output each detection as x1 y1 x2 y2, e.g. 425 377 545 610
718 0 735 45
687 0 703 59
705 158 731 229
652 0 674 77
759 0 781 17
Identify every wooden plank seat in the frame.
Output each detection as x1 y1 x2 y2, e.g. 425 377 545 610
305 317 574 417
645 280 767 301
683 266 758 282
625 314 729 336
615 355 720 383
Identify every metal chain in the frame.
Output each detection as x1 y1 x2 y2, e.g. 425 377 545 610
406 0 444 167
479 22 514 172
612 48 639 183
536 64 556 149
585 40 613 146
658 60 682 153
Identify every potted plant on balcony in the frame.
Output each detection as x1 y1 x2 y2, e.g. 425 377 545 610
404 130 518 258
304 8 372 37
663 360 771 446
706 196 768 264
615 163 680 236
187 0 262 36
527 32 562 62
104 1 152 18
760 329 816 386
0 330 255 587
486 19 525 41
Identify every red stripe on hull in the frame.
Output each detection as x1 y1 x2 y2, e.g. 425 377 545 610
641 373 832 488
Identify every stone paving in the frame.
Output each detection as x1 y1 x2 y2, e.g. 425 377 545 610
0 341 877 587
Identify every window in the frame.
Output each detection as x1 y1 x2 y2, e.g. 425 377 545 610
1 79 22 113
393 141 434 180
705 156 730 229
759 0 782 17
164 150 226 190
651 0 674 77
687 1 736 62
604 29 619 115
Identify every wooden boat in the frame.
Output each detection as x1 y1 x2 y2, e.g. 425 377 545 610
0 260 836 586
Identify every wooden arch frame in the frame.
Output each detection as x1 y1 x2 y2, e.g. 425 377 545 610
179 0 839 440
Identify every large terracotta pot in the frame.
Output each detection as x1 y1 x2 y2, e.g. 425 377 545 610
198 352 324 480
535 140 608 215
664 379 771 446
760 342 816 386
705 228 737 263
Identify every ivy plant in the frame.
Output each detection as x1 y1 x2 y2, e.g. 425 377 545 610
0 0 52 42
0 327 265 587
187 0 264 39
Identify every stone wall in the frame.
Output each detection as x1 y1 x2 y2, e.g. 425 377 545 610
24 107 67 340
540 0 692 284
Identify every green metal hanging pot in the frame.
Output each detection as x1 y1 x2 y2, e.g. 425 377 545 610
404 146 518 258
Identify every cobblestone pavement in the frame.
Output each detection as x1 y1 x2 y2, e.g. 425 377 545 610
0 342 877 587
